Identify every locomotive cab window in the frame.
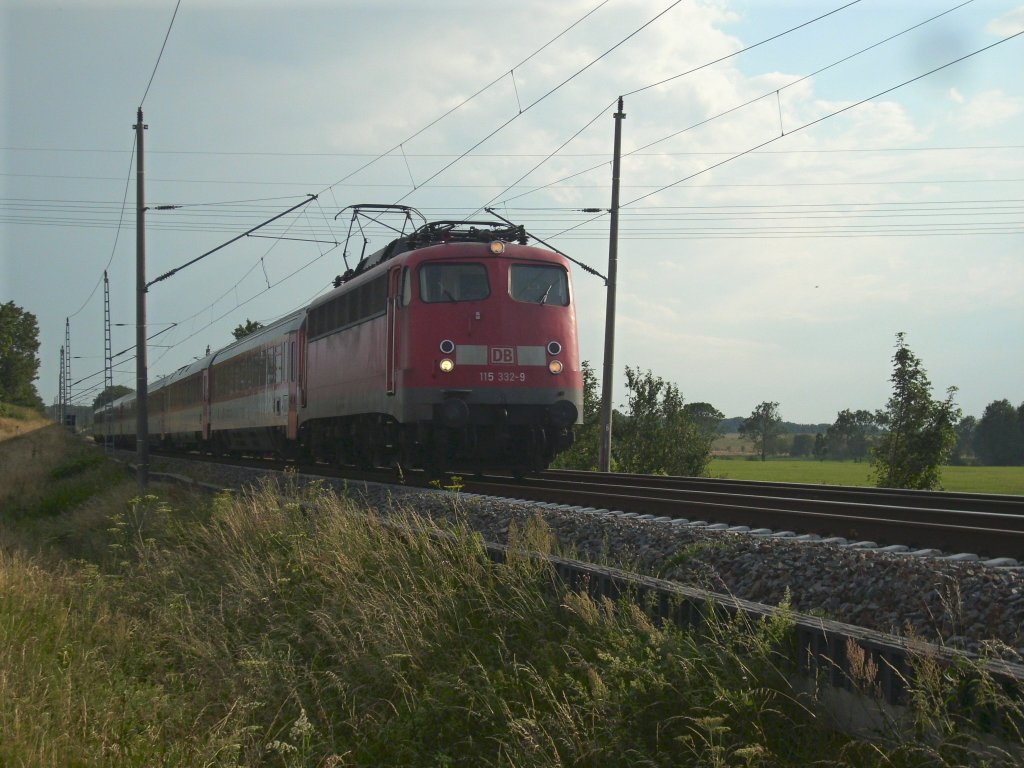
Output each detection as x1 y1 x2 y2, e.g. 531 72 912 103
401 267 412 306
419 263 490 303
509 264 569 306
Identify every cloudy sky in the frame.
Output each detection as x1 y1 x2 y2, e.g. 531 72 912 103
2 0 1022 423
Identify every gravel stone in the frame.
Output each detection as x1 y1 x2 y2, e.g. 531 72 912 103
138 452 1024 661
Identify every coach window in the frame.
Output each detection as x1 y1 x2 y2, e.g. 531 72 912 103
509 264 569 306
419 263 490 303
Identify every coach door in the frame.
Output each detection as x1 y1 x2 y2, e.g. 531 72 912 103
386 267 402 395
202 368 211 440
287 334 298 439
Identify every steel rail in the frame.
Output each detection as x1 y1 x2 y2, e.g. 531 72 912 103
141 448 1024 559
459 473 1024 560
131 451 1024 725
542 469 1024 515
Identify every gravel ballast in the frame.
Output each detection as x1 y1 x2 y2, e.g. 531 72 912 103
140 452 1024 661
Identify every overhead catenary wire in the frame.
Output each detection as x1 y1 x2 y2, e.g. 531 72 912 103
538 28 1024 241
140 0 181 107
385 0 690 205
624 28 1024 209
65 134 136 319
492 0 982 207
57 0 625 393
5 196 1021 239
36 4 1019 403
316 0 613 196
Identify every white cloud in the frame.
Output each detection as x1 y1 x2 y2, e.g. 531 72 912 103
951 89 1024 131
986 6 1024 36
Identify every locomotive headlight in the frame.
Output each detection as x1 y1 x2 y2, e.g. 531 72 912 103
439 339 455 354
439 358 455 373
548 360 563 375
489 240 505 255
547 341 562 356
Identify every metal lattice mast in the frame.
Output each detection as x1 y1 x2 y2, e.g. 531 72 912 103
64 318 72 417
103 271 114 451
58 345 66 425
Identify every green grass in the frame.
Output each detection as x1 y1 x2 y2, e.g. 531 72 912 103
3 437 1023 765
708 458 1024 495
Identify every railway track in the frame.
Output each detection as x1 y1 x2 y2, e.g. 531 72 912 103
459 469 1024 561
136 448 1024 720
146 449 1024 561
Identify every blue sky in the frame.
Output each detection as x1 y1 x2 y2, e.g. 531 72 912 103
2 0 1022 423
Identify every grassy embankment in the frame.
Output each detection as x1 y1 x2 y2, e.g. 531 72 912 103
0 403 51 442
2 426 1022 766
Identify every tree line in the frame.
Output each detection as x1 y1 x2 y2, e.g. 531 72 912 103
4 300 1017 486
556 333 1019 490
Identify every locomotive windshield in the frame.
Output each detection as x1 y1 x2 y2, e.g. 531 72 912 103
420 263 490 303
509 264 569 306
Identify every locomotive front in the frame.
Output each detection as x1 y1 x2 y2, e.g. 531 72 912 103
396 232 583 472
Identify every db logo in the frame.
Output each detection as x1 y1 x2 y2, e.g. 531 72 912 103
490 347 515 364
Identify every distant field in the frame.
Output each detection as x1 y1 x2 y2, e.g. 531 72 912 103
708 458 1024 496
711 433 755 456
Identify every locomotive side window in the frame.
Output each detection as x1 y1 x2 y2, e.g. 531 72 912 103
307 274 389 339
419 263 490 303
401 267 412 306
509 264 569 306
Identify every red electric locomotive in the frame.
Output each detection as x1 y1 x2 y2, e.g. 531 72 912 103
96 207 583 474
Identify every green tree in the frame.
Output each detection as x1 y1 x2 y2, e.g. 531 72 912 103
871 333 960 490
812 433 828 461
951 415 977 466
92 384 135 410
549 361 600 470
0 301 44 410
614 366 713 476
682 401 725 440
823 408 877 461
739 401 784 462
232 319 264 340
973 399 1023 466
790 433 814 457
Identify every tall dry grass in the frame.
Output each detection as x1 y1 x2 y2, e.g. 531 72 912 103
0 403 50 442
2 437 1022 765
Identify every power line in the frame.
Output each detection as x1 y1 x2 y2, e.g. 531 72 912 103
317 0 614 194
364 0 692 207
624 29 1024 209
140 0 181 107
625 0 865 97
385 0 689 204
6 143 1021 158
65 133 136 319
493 0 986 206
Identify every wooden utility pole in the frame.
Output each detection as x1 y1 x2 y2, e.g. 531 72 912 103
598 97 624 473
135 108 149 490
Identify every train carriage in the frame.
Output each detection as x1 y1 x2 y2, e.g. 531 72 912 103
95 210 583 474
208 312 303 454
157 356 210 449
94 391 136 448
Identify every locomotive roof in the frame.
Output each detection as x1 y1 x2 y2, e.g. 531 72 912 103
337 219 529 284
